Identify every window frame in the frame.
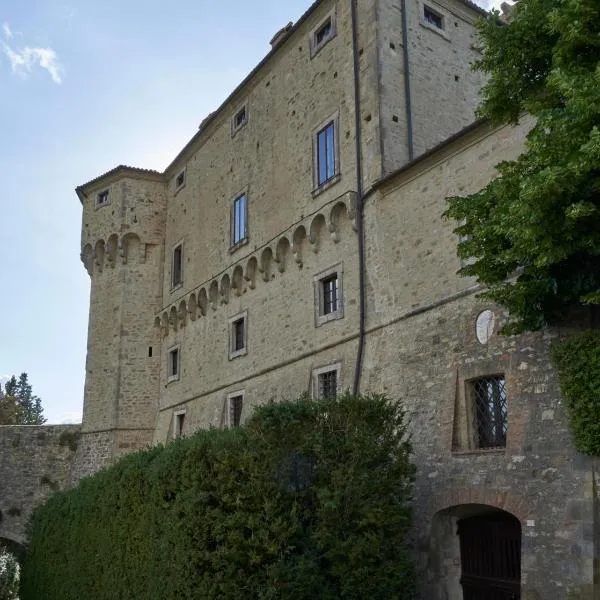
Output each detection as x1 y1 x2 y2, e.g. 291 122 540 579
227 390 245 428
311 362 342 399
230 191 249 251
95 189 110 209
171 241 184 290
310 10 337 57
420 4 450 40
174 168 186 194
173 409 186 438
312 112 341 195
167 345 181 383
314 263 344 326
228 310 248 360
231 101 249 136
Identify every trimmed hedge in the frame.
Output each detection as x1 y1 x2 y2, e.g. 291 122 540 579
21 394 416 599
551 331 600 456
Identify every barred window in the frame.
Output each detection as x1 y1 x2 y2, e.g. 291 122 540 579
469 376 507 448
319 370 337 399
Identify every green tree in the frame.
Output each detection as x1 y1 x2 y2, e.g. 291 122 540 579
0 373 46 425
444 0 600 334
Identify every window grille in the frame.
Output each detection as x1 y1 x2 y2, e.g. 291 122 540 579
318 370 337 398
470 376 507 448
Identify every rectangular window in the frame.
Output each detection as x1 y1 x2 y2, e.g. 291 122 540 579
96 190 110 208
175 169 186 192
168 347 180 382
172 243 183 288
469 376 507 448
173 411 185 438
424 5 443 29
232 102 248 135
317 122 336 186
314 264 343 326
312 362 341 399
229 311 248 359
229 395 243 427
310 10 336 57
231 193 248 247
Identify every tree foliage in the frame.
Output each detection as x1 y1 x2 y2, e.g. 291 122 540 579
21 394 415 600
0 373 46 425
445 0 600 333
551 331 600 455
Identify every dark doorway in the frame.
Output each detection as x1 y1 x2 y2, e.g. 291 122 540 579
458 512 521 600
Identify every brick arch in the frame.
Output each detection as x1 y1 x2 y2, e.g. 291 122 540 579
426 486 530 524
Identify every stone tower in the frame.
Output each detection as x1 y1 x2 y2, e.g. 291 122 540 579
73 167 167 479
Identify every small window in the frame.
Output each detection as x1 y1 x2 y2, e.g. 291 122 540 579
168 346 180 382
231 193 248 248
314 264 344 326
469 375 507 448
310 11 336 57
172 243 183 289
96 190 110 208
229 311 248 359
313 115 340 194
175 169 186 192
228 394 244 427
232 102 248 135
312 362 341 399
423 5 443 29
317 122 336 186
173 410 186 438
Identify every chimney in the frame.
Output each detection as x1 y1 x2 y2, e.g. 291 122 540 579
270 22 294 49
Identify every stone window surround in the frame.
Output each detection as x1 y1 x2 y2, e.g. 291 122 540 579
452 358 513 455
309 9 337 58
228 310 248 360
313 262 344 327
230 188 249 253
419 3 451 41
226 389 245 428
311 111 341 197
171 240 184 292
167 344 181 384
95 189 111 210
311 361 342 399
231 100 249 137
174 167 186 195
172 409 186 438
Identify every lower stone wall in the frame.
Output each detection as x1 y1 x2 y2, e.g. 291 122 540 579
0 425 80 545
70 430 113 481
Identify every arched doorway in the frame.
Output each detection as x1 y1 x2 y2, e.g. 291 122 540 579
458 511 521 599
427 504 521 600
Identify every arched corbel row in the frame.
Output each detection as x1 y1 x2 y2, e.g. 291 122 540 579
156 197 358 335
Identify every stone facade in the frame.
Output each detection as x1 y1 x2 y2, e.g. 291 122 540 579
0 425 80 548
66 0 600 597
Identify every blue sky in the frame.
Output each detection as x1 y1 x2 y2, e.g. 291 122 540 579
0 0 499 424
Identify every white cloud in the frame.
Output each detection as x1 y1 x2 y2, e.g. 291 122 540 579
2 42 65 83
57 412 82 425
2 22 12 39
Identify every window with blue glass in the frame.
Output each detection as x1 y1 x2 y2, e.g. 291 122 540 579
232 193 247 247
317 122 336 186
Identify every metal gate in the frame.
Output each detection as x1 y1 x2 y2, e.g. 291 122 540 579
458 513 521 600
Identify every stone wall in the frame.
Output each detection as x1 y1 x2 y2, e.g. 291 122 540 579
0 425 80 545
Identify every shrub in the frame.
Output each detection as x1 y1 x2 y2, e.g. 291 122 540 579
0 549 19 600
21 394 415 599
551 331 600 456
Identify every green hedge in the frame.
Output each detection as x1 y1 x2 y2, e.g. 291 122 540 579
551 331 600 456
21 394 416 599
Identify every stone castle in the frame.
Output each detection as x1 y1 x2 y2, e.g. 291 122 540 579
1 0 598 597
